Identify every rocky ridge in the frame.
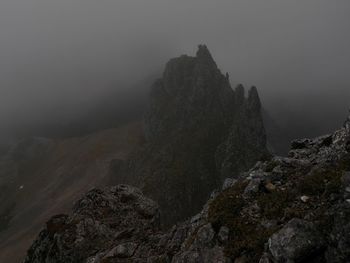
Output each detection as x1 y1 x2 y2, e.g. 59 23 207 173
114 45 268 225
25 112 350 262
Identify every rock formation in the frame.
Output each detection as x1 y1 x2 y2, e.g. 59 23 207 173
113 45 268 225
25 112 350 263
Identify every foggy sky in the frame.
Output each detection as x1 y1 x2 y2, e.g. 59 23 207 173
0 0 350 142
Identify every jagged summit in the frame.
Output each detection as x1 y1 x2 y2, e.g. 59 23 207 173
196 44 211 57
248 86 262 112
234 84 245 105
145 45 235 143
117 46 268 224
195 44 217 67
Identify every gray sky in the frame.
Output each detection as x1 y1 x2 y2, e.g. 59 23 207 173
0 0 350 140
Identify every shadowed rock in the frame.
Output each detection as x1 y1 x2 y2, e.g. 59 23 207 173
117 45 268 225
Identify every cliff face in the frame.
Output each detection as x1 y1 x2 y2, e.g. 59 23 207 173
25 112 350 263
145 45 235 143
216 86 268 179
116 45 268 225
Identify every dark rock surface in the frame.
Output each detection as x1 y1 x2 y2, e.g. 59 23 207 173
25 112 350 263
26 112 350 262
115 45 268 225
268 218 324 262
24 185 161 263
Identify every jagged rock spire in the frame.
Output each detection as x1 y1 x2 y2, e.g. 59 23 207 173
126 46 267 225
145 44 234 142
196 44 217 68
196 44 213 59
248 86 262 112
235 84 245 105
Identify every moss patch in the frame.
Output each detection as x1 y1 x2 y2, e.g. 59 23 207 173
207 163 347 262
298 169 342 197
208 181 276 261
257 190 295 220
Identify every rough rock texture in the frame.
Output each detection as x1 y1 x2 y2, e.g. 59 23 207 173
115 45 268 225
25 112 350 263
24 185 161 263
268 219 324 262
216 86 268 179
204 112 350 262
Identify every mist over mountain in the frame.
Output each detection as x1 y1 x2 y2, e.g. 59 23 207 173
0 0 349 149
1 1 350 263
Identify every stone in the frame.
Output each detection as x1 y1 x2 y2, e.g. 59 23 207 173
172 246 231 263
191 224 215 248
243 178 262 197
268 219 324 262
113 242 137 258
222 178 237 190
24 186 160 263
259 253 272 263
300 195 310 203
265 182 276 192
218 226 230 243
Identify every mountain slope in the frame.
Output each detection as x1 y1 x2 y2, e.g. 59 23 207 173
0 123 143 263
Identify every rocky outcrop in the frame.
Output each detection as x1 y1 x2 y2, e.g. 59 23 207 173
115 45 268 225
24 185 161 263
268 219 324 262
25 112 350 263
216 86 268 179
144 45 235 143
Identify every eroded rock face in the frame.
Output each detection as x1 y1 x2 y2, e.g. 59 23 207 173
145 45 235 143
25 113 350 262
117 45 268 225
24 185 161 263
268 219 324 262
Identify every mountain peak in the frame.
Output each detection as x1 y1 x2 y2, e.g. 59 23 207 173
195 44 217 67
196 44 211 57
248 86 262 112
145 45 234 142
235 84 245 105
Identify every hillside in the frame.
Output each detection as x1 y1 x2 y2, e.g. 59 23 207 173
0 123 143 263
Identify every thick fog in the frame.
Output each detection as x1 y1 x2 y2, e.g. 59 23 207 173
0 0 350 147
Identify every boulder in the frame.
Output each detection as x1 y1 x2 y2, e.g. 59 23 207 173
268 219 324 262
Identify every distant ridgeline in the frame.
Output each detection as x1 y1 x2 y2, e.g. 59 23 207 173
112 45 269 225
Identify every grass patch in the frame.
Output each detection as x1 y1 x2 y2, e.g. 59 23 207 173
208 181 277 261
298 169 342 197
257 190 295 220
